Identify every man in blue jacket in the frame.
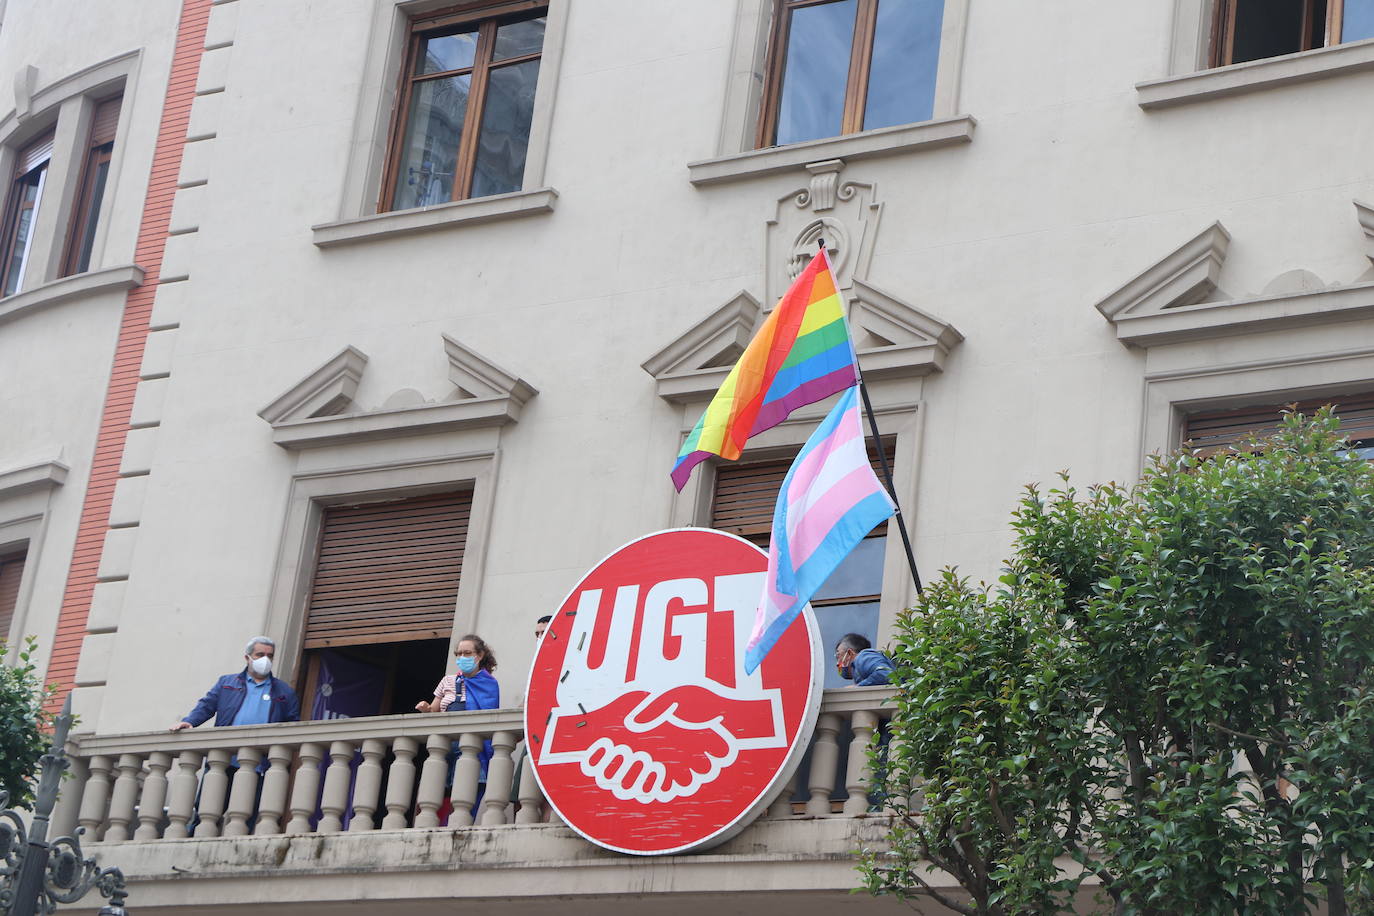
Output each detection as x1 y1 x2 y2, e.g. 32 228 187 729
170 636 300 730
835 633 895 686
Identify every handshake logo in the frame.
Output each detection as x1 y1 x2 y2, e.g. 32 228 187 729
539 572 787 804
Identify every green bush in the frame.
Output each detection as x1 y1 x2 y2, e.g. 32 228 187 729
0 637 56 808
861 409 1374 916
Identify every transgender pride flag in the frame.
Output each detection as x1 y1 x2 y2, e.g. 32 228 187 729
743 386 896 674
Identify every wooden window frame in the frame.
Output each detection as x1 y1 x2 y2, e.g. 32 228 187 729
379 0 546 212
756 0 884 149
1208 0 1354 67
59 143 113 277
60 95 122 278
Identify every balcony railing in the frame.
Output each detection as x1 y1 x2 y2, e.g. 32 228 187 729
52 686 897 846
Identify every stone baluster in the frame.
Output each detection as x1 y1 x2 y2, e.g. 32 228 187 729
285 743 325 834
882 729 922 817
382 736 419 830
317 740 355 833
77 755 113 839
515 746 544 824
223 747 263 836
50 753 87 839
414 734 451 828
348 738 387 832
163 750 204 839
102 753 143 842
134 752 172 840
806 713 842 816
767 772 799 819
254 744 293 835
448 731 483 828
194 749 233 838
479 731 517 826
843 710 880 816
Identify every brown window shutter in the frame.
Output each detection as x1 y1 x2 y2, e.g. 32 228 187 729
302 491 471 649
89 96 122 147
0 550 27 639
712 440 897 548
14 132 54 177
1183 392 1374 455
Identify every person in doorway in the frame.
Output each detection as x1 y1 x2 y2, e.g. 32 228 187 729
416 634 500 824
834 633 895 687
170 636 300 729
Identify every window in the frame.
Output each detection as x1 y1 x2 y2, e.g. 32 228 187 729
1211 0 1374 67
60 95 122 277
0 548 26 643
0 133 52 297
297 491 472 719
1182 392 1374 456
382 2 547 212
758 0 945 148
712 442 895 688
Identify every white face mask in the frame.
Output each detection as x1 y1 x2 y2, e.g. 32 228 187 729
249 655 272 677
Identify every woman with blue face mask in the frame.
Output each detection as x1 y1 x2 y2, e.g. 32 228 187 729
415 634 500 713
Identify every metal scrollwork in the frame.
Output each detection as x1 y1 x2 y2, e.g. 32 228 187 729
0 698 130 915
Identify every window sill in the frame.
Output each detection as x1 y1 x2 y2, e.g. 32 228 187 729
687 115 976 187
1136 37 1374 110
0 264 145 326
311 187 559 249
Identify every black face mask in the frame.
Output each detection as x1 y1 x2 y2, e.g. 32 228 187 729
839 663 855 680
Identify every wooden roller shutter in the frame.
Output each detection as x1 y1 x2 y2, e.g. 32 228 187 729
302 491 470 648
0 550 26 640
1183 392 1374 456
712 440 898 547
89 96 122 147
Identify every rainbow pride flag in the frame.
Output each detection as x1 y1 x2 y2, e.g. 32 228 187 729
670 252 858 491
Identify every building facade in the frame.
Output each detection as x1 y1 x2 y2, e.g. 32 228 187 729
2 0 1374 912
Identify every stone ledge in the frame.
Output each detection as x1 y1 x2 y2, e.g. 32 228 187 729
312 188 559 248
687 116 976 187
0 264 143 325
1137 38 1374 109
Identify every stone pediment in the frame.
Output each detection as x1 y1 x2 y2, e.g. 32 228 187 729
640 291 762 404
1097 211 1374 347
1094 222 1232 325
1356 199 1374 265
644 283 962 402
847 279 963 380
259 339 537 450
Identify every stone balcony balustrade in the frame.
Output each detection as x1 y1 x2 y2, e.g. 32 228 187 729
47 686 936 915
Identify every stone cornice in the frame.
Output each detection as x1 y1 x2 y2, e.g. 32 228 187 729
0 460 68 498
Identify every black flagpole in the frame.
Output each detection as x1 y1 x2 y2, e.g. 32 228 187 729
821 239 924 596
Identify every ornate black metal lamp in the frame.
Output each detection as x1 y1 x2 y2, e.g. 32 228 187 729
0 696 130 916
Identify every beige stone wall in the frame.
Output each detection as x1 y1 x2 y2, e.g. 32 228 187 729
1 0 1372 738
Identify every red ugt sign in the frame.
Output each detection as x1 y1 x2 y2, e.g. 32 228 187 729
525 528 823 855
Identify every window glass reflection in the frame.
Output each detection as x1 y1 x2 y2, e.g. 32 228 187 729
1344 0 1374 41
864 0 943 130
775 0 857 146
494 17 545 60
419 31 478 74
812 536 886 602
392 75 469 210
471 59 540 198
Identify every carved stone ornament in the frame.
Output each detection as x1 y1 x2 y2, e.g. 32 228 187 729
765 159 881 302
